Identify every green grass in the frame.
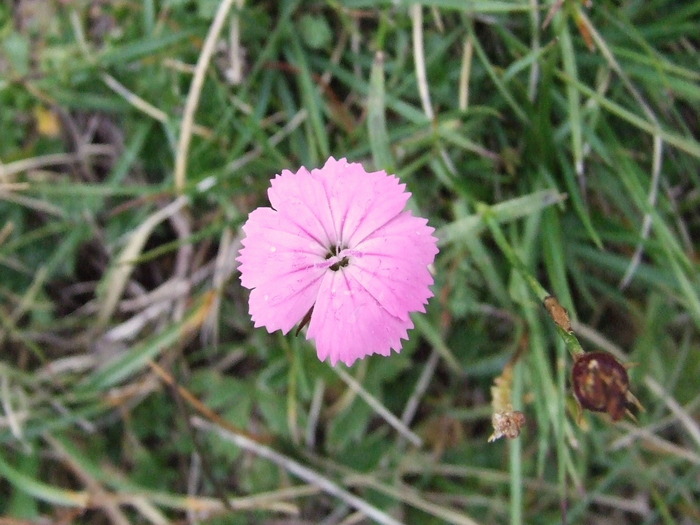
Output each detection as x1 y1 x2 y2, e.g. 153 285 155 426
1 0 699 523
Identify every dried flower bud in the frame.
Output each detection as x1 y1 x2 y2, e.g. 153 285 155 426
544 295 572 333
488 408 526 442
488 339 527 443
572 351 632 421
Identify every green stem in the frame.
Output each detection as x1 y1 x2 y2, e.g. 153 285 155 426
479 203 585 357
509 359 524 525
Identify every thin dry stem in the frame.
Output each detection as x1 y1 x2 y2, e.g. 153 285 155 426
45 435 133 525
202 227 238 347
0 147 114 181
174 0 238 193
1 374 24 441
400 349 440 431
410 4 434 121
191 417 404 525
167 205 193 323
101 73 212 139
226 0 246 85
344 473 480 525
148 360 271 444
644 378 700 449
459 37 473 111
334 366 423 447
0 190 66 217
95 196 189 331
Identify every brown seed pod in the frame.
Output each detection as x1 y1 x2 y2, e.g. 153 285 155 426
571 351 631 421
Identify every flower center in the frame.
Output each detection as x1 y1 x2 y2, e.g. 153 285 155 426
325 244 350 271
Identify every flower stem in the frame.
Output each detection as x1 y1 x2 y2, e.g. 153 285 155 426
509 356 523 525
479 203 585 358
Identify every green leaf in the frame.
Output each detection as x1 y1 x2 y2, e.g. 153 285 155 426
2 33 30 75
368 51 394 172
299 14 332 50
0 451 88 508
437 190 567 247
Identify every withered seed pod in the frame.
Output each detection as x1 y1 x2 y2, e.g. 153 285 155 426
571 351 630 421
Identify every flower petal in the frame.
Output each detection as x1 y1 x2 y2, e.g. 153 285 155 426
237 207 326 334
306 267 412 366
247 275 322 334
267 165 339 248
349 212 438 319
310 158 411 248
237 207 325 288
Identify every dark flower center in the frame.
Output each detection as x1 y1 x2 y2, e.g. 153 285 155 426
325 244 350 271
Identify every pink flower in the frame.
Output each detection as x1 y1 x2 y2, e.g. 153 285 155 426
237 157 438 366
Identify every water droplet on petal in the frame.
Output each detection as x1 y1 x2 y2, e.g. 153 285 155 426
264 294 269 301
270 246 277 252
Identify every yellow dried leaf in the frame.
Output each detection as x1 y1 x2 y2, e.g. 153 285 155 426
34 106 61 137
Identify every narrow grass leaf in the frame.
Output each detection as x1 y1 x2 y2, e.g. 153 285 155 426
554 152 603 248
556 19 584 181
0 452 88 508
437 190 566 247
84 316 189 391
467 23 528 123
287 34 329 161
367 52 394 172
557 72 700 158
541 209 575 315
98 31 195 66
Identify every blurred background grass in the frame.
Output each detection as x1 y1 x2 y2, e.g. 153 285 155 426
1 0 699 523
